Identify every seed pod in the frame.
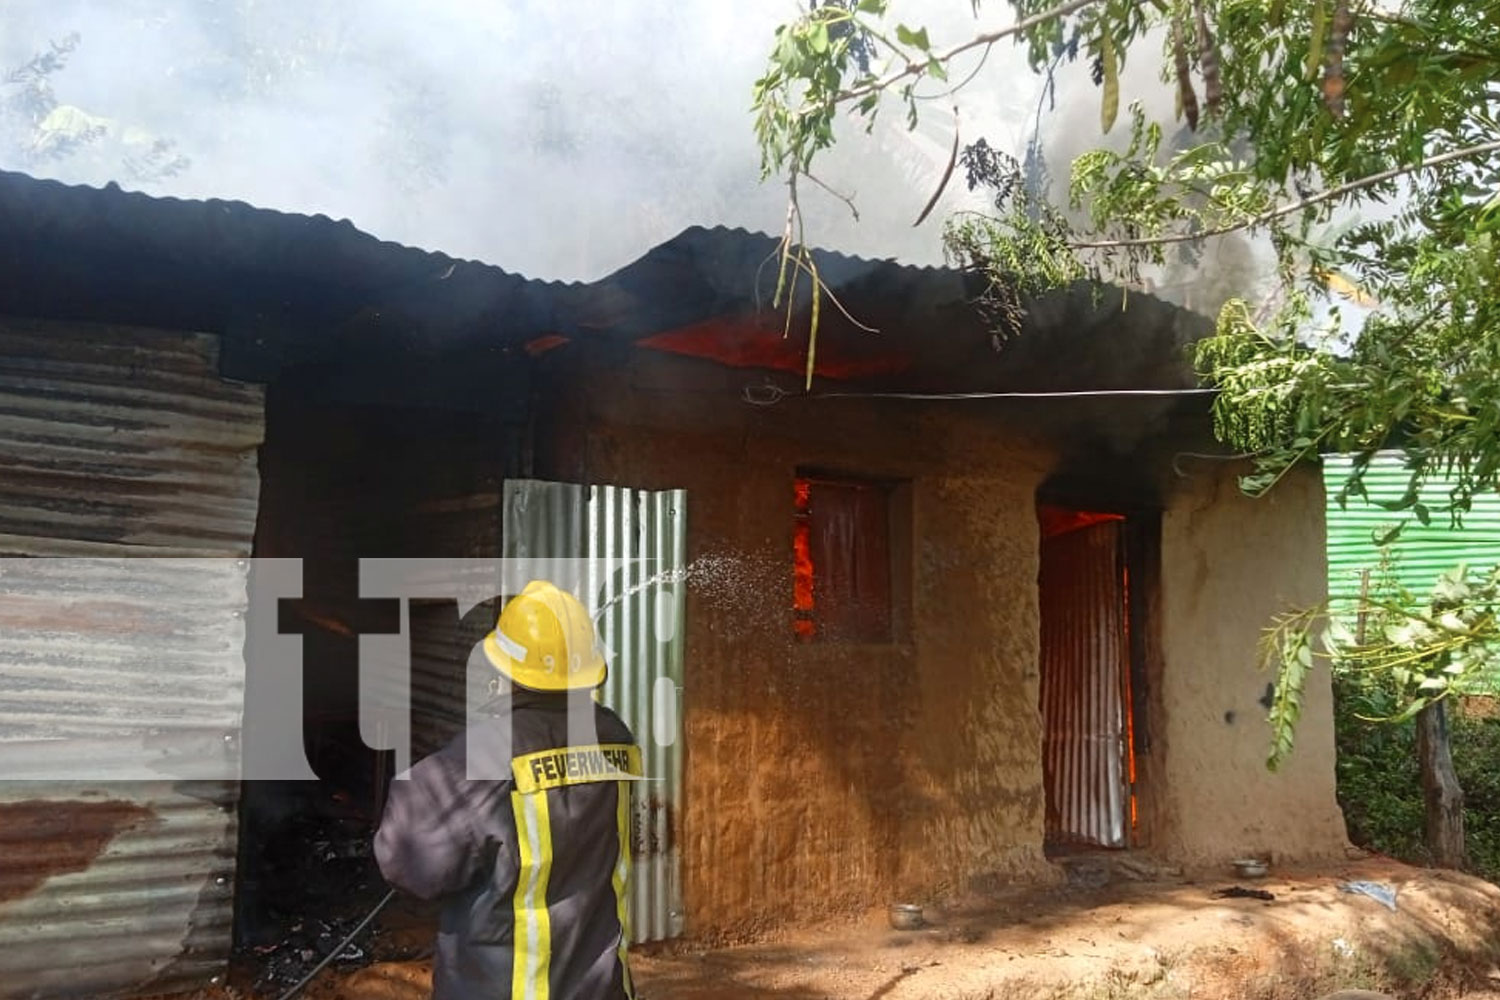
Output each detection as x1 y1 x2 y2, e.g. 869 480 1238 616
1100 31 1119 133
1173 15 1201 131
1194 0 1222 119
1324 0 1353 118
1307 0 1328 81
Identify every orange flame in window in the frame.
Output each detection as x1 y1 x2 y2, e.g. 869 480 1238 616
794 478 815 638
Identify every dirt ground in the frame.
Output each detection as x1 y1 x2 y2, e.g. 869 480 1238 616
159 856 1500 1000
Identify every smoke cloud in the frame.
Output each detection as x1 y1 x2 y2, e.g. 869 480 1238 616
0 1 1059 280
1 0 1278 307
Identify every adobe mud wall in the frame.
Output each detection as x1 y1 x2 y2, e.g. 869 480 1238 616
537 350 1350 936
544 352 1056 939
1156 463 1349 864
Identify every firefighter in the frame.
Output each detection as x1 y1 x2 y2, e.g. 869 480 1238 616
374 580 640 1000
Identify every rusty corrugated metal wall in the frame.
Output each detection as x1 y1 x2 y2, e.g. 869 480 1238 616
502 479 686 942
0 318 264 998
1038 520 1130 849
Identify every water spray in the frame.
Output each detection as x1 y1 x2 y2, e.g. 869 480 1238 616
589 566 691 625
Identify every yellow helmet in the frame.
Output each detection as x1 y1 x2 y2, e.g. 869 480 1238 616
482 580 607 692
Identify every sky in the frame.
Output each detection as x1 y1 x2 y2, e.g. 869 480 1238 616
0 1 1073 281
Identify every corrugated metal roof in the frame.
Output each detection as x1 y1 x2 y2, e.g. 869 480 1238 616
1324 453 1500 611
0 319 263 998
0 169 1212 398
579 225 1210 395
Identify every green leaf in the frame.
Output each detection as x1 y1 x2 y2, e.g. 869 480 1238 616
1374 490 1417 512
1373 523 1405 546
1100 32 1120 134
1264 608 1320 771
810 22 830 55
895 24 931 51
856 0 886 12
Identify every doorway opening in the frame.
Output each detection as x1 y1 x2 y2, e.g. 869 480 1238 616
1037 503 1155 852
233 367 525 983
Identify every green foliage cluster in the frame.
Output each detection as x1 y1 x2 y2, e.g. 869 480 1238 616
1335 671 1500 879
1262 560 1500 769
755 1 1500 502
754 0 901 181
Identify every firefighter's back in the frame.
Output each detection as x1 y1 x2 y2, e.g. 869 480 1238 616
503 695 639 999
376 580 640 1000
379 691 639 1000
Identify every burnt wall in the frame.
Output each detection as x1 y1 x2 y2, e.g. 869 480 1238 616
544 351 1057 939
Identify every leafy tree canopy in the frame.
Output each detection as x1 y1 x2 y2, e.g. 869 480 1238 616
754 0 1499 511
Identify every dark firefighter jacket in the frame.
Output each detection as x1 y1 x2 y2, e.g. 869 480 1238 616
374 690 640 1000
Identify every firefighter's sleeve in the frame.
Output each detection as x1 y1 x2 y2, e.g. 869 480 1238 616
374 748 492 901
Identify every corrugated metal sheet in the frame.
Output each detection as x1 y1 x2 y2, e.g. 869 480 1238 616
502 479 686 942
1039 521 1129 849
0 319 263 553
0 781 238 998
1325 452 1500 611
0 318 263 998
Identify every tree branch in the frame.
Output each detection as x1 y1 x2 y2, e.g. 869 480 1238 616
1069 138 1500 251
830 0 1115 109
804 170 860 221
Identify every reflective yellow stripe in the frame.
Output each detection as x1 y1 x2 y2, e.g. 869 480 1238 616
511 790 553 1000
613 780 635 999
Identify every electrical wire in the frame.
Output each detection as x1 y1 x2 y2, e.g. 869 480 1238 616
742 381 1219 405
816 388 1219 400
273 888 398 1000
1171 449 1261 477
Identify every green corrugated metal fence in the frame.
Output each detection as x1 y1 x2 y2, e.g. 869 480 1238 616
1324 451 1500 610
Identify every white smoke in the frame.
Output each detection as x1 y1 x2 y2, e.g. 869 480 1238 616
1 0 1307 314
0 0 1053 280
